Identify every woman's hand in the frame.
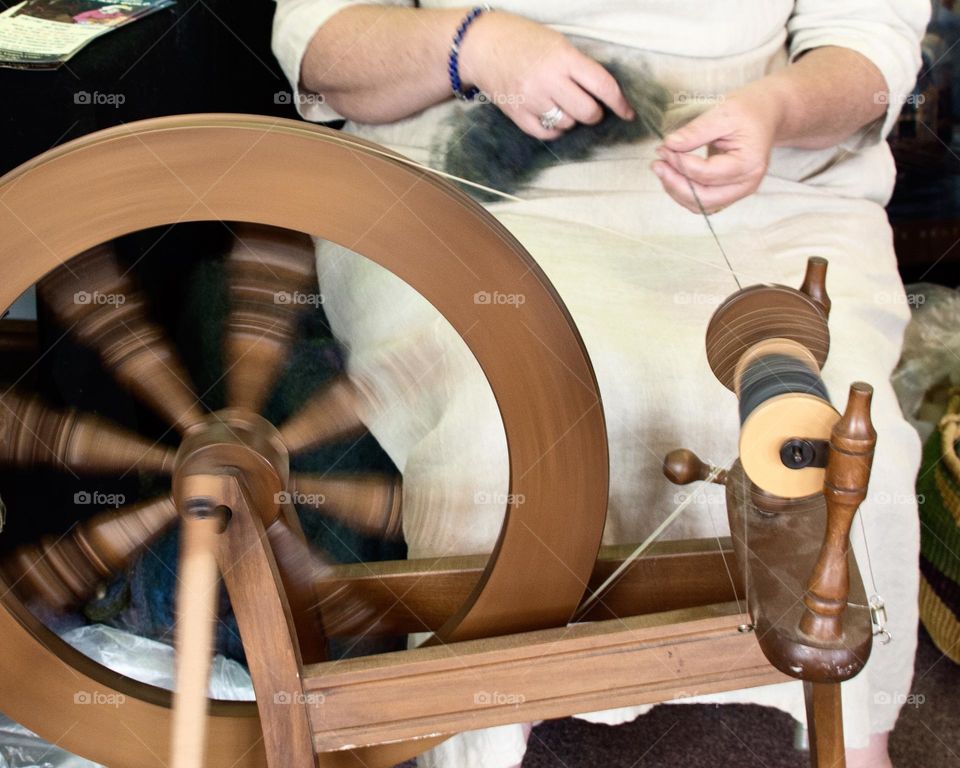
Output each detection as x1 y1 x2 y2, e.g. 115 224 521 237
458 12 635 140
652 84 787 214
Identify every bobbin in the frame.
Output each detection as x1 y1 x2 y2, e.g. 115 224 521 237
706 258 839 498
736 339 840 498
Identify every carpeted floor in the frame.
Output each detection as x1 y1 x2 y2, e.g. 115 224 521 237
400 625 958 767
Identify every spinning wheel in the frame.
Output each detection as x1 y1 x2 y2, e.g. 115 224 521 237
0 115 608 768
0 115 881 768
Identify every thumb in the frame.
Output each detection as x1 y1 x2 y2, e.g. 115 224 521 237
662 109 727 153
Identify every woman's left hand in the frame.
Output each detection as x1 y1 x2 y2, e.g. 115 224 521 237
651 84 786 214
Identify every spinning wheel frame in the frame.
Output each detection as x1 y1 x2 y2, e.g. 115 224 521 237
0 115 609 767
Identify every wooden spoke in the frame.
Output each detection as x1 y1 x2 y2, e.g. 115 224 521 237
223 225 318 413
289 472 402 540
0 389 175 475
266 509 385 644
0 318 39 381
278 374 367 456
0 495 178 610
39 244 205 434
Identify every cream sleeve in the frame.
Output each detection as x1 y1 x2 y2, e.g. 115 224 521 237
787 0 932 146
272 0 413 122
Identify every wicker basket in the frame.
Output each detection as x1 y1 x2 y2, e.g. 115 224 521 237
917 390 960 664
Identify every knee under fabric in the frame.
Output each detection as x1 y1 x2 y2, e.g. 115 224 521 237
434 61 671 201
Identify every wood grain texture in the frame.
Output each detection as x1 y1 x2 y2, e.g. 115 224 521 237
800 383 877 644
39 242 205 434
804 681 846 768
705 282 830 392
301 603 789 752
726 462 872 683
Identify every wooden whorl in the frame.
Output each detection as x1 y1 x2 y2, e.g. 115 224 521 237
706 285 830 391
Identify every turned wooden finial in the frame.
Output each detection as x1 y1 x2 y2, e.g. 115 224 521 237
799 382 876 643
800 257 831 318
662 449 727 486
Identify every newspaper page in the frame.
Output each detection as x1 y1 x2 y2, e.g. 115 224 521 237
0 0 175 69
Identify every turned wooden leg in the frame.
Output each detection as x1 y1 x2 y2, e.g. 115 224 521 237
804 681 845 768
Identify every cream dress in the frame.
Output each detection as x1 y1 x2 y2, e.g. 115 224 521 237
272 2 931 765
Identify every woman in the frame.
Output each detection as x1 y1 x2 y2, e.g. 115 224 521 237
272 2 930 766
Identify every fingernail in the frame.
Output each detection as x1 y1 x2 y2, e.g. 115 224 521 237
652 162 664 178
626 108 636 120
655 147 668 159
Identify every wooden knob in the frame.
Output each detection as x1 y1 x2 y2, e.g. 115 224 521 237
663 449 726 486
800 257 831 318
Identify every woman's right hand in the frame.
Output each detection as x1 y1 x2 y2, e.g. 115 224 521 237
457 11 635 140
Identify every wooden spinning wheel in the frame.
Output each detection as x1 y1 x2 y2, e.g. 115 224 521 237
0 114 608 768
0 115 881 768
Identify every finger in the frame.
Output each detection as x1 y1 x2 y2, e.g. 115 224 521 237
551 78 603 126
662 108 731 153
652 160 755 213
569 54 635 121
656 147 757 187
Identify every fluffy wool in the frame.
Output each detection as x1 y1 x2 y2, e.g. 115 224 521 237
435 62 670 201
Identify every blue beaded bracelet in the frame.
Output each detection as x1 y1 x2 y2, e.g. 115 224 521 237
449 5 491 101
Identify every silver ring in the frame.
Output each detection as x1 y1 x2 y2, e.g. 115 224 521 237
539 106 564 130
